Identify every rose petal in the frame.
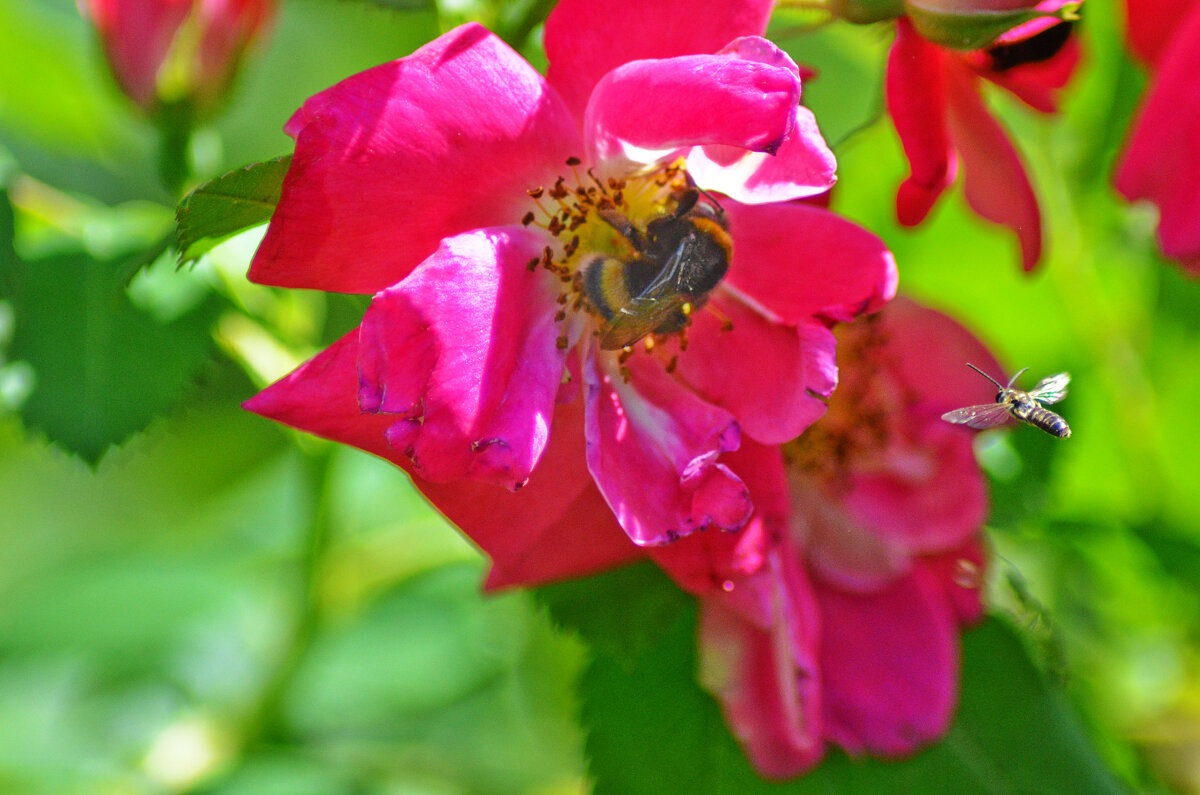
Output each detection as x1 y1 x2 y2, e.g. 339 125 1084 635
945 61 1044 271
675 297 835 445
544 0 774 121
887 19 958 227
581 342 750 546
683 39 836 202
81 0 192 109
1116 1 1200 271
244 331 396 461
249 23 581 293
246 338 638 589
356 227 566 489
650 440 787 593
688 105 838 203
817 568 960 756
699 548 826 778
722 201 898 325
416 396 643 590
584 51 800 167
843 421 989 553
789 472 912 593
919 540 989 624
873 297 1007 419
193 0 274 111
1124 0 1198 66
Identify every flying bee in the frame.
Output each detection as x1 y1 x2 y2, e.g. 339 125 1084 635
941 363 1072 438
581 188 732 350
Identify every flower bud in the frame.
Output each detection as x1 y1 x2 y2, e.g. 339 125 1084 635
830 0 1079 50
80 0 275 118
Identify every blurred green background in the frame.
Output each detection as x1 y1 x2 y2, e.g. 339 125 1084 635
1 0 1199 792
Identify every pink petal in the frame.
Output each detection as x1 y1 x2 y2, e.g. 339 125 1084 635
887 19 958 227
80 0 191 109
581 342 751 546
816 568 960 757
873 297 1007 419
688 106 838 203
843 421 988 553
1124 0 1199 66
674 297 835 445
417 397 644 591
795 477 913 594
685 39 837 203
699 548 827 778
945 62 1044 271
649 440 788 593
1116 2 1200 271
722 201 898 325
356 227 566 489
919 540 989 625
249 23 581 293
192 0 275 112
246 339 639 589
544 0 774 121
244 331 397 462
585 51 800 167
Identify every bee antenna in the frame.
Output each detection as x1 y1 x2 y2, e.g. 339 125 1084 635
965 362 1005 390
1006 367 1029 388
696 186 725 214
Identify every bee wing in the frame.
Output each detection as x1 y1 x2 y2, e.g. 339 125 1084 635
598 292 692 349
1028 372 1069 405
941 403 1013 429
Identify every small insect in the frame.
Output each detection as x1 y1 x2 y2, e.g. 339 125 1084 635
941 363 1072 438
581 188 731 350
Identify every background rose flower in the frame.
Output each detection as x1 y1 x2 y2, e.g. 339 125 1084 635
698 297 1002 777
80 0 274 116
887 16 1079 270
1115 0 1200 273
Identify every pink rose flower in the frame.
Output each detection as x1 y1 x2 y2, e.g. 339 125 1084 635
887 14 1080 271
244 0 898 590
698 298 1000 777
80 0 274 115
1116 0 1200 273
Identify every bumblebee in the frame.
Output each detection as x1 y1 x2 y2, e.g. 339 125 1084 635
942 363 1071 438
581 188 732 350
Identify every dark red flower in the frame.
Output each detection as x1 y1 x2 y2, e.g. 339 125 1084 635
887 15 1080 270
1116 0 1200 273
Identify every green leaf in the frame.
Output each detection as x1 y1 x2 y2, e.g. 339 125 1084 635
907 3 1081 51
573 561 1126 793
175 155 291 267
535 561 692 664
2 192 220 462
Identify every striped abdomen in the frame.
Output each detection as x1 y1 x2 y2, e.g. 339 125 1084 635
1012 401 1071 438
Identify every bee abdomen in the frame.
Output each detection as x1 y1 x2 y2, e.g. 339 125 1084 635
582 255 629 321
1028 407 1071 438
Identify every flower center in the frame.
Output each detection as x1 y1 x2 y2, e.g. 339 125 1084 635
522 158 733 366
781 315 916 490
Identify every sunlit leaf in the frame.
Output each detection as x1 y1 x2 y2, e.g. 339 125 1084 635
175 155 290 267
